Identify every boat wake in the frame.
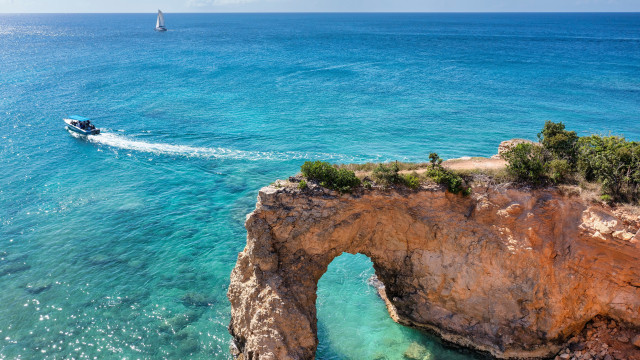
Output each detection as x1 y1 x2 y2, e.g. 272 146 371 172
81 132 373 163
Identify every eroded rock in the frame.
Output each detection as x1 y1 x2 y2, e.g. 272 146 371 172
494 138 537 159
228 183 640 359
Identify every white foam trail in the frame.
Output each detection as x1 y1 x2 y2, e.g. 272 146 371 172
82 132 371 162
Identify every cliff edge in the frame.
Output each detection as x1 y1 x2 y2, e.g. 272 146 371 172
228 181 640 359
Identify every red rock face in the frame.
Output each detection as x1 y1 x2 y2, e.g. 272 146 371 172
227 182 640 359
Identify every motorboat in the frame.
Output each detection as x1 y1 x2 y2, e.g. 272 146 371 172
64 115 100 135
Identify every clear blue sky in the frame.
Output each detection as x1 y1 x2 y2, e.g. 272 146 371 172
1 0 639 13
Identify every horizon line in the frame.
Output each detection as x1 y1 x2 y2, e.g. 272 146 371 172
1 11 640 14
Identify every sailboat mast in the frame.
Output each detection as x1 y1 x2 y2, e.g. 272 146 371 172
155 9 166 31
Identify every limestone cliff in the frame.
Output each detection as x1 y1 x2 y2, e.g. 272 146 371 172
227 181 640 359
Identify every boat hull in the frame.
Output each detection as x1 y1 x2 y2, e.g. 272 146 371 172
155 27 167 32
64 119 100 135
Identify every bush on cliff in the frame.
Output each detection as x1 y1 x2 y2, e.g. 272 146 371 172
576 135 640 202
424 153 470 195
546 158 572 184
502 121 640 204
402 173 421 189
538 121 579 164
503 143 547 184
372 162 402 186
300 161 360 193
372 162 422 189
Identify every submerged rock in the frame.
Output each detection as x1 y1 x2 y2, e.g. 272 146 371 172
0 262 31 277
403 342 427 360
24 279 52 294
181 292 214 307
127 259 146 269
178 336 200 354
159 309 204 333
88 254 115 266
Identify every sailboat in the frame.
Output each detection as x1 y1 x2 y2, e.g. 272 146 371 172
155 10 167 32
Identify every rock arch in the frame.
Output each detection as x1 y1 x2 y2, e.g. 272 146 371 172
228 183 640 359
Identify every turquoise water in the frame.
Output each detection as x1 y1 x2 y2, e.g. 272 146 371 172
1 13 639 359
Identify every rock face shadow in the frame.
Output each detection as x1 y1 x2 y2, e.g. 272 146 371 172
228 184 640 359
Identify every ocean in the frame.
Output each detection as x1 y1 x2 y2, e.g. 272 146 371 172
0 12 639 359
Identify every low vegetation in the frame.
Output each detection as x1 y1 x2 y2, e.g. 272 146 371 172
297 121 638 204
503 121 640 204
300 154 470 195
338 161 430 173
300 161 361 193
371 161 422 190
422 153 470 195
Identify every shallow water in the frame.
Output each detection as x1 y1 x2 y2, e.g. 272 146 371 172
1 13 639 359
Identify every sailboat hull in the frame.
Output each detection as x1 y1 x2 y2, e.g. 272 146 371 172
155 27 167 32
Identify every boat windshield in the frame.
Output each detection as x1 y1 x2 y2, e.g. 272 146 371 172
69 115 90 122
69 118 96 131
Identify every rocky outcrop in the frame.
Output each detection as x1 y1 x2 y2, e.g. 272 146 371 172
492 139 537 159
553 316 640 359
227 181 640 359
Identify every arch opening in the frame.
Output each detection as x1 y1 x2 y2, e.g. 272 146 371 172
315 252 482 360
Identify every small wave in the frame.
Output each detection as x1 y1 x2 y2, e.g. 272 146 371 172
276 62 381 82
82 132 374 163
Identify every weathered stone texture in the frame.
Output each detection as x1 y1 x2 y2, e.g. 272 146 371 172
228 183 640 359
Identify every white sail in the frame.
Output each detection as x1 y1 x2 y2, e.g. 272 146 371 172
156 10 165 29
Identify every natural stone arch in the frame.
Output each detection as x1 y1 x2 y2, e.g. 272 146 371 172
228 183 640 360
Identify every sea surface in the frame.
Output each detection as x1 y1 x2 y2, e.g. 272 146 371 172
1 13 639 359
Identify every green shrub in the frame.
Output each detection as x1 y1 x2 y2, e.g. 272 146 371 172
300 161 360 193
546 159 571 184
332 168 362 193
402 173 421 189
429 153 443 166
576 135 640 202
423 154 469 195
363 180 372 189
372 162 402 186
538 121 578 163
503 143 547 184
425 166 468 194
301 161 334 183
371 162 422 189
600 194 613 203
298 179 307 190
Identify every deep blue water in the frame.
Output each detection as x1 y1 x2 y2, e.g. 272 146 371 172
1 13 639 359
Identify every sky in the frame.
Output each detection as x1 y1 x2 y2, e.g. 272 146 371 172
0 0 639 13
